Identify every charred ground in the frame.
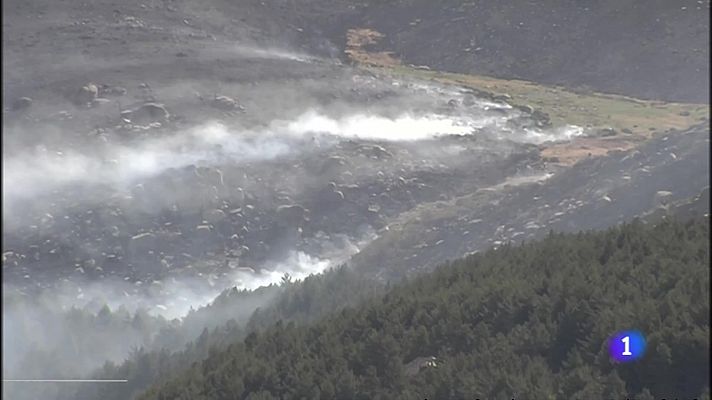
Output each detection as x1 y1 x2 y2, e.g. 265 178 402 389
1 1 710 399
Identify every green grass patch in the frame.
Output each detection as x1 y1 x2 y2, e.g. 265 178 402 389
368 64 709 137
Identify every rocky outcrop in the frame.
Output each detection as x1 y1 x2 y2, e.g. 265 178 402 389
120 102 169 124
74 83 99 105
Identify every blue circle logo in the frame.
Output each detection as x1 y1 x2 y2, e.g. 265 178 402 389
608 330 646 362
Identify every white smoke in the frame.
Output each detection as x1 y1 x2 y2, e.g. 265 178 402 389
521 125 585 144
3 109 582 202
1 122 293 207
3 225 375 322
0 111 476 204
1 227 375 389
2 251 333 322
284 111 474 140
228 45 323 63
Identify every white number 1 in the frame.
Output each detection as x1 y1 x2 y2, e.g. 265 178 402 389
621 336 632 356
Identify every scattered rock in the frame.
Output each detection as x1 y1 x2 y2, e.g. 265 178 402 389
131 232 155 241
531 109 551 127
74 83 99 105
211 95 243 111
277 204 308 224
516 104 535 114
11 97 33 111
462 95 477 107
321 189 344 205
204 209 227 224
129 232 156 254
121 102 169 124
121 16 144 28
653 190 674 207
598 127 617 137
321 156 347 172
99 85 127 97
358 144 392 159
91 98 112 107
196 167 225 187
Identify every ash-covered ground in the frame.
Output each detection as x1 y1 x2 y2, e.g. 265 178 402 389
4 59 580 314
2 0 708 397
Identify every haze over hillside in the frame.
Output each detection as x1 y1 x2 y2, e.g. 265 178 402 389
138 218 710 400
2 0 709 399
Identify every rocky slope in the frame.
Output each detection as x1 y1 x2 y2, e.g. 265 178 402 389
351 122 710 279
1 0 709 397
340 0 711 103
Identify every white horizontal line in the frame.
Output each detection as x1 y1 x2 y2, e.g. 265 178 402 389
3 379 128 383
